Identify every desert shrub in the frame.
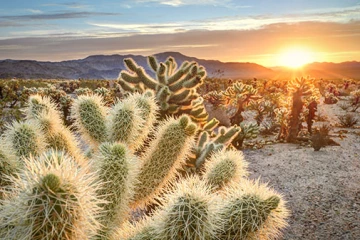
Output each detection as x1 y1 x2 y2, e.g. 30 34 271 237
311 124 331 151
338 113 358 128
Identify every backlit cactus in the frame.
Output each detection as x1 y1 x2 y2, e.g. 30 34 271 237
232 122 259 149
118 55 208 124
203 149 248 190
216 179 289 239
2 120 46 159
132 115 197 207
154 176 219 240
0 151 103 240
94 142 140 238
71 94 108 146
24 95 82 162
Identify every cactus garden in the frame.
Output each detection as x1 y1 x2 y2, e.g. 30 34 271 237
1 55 360 239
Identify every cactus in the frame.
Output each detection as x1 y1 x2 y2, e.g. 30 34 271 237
2 120 46 159
118 56 208 124
286 77 317 142
0 150 103 239
94 142 140 238
222 82 262 125
203 149 248 190
216 179 289 239
190 125 241 170
232 123 259 149
107 98 144 148
24 95 82 162
0 145 18 200
153 175 219 240
1 79 289 239
132 115 197 207
71 94 108 146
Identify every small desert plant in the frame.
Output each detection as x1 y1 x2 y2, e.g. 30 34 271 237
311 124 331 151
338 113 358 127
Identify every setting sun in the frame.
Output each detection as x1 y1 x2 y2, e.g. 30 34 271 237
278 48 314 68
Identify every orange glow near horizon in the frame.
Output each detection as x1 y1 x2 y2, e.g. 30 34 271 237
277 47 315 68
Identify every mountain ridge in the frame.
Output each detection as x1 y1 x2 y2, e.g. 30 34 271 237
0 51 359 80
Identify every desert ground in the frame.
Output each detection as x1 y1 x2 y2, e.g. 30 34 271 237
242 97 360 239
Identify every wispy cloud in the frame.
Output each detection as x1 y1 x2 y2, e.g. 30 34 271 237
27 9 44 14
0 11 120 21
42 2 90 9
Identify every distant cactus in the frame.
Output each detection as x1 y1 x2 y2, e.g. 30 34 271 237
232 123 259 149
118 55 208 124
223 82 262 125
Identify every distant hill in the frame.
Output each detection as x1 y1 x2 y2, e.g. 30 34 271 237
0 52 273 80
0 52 359 80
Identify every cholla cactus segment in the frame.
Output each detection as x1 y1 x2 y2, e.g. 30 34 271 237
107 99 144 148
2 120 46 159
71 94 108 146
217 179 289 240
0 150 104 240
125 90 159 150
23 94 61 121
94 142 140 238
133 115 197 207
203 149 248 190
154 176 219 240
0 144 19 199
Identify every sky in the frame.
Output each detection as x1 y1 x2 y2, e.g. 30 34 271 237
0 0 360 66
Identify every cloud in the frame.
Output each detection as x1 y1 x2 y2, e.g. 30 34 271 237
42 2 90 9
1 21 359 65
27 9 44 14
0 11 119 21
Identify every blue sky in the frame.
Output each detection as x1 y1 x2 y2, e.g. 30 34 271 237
1 0 360 65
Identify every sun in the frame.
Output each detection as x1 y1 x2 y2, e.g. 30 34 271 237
278 48 314 68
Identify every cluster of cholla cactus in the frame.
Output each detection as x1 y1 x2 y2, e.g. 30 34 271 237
222 82 262 125
0 90 289 239
279 77 319 142
232 123 259 149
118 56 208 125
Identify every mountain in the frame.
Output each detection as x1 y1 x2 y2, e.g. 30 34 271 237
1 52 359 80
0 52 273 80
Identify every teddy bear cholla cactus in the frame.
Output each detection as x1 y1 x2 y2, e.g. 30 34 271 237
1 92 288 239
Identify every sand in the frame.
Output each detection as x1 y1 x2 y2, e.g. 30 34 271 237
241 97 360 239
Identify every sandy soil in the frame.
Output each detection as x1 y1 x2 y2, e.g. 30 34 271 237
242 98 360 239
